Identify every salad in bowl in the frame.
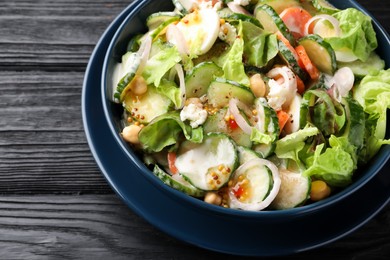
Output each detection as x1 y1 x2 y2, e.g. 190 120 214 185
108 0 390 211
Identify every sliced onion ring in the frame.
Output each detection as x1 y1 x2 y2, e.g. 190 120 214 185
228 158 281 211
267 66 296 91
175 64 186 109
135 34 152 76
166 24 189 57
304 14 341 37
228 98 253 135
227 2 251 15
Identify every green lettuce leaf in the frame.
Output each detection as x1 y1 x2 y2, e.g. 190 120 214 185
221 21 250 86
241 21 278 68
354 69 390 158
142 43 181 87
275 125 320 168
303 138 355 187
156 79 183 109
139 112 203 153
326 8 377 62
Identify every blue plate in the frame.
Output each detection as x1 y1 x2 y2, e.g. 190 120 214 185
83 0 390 256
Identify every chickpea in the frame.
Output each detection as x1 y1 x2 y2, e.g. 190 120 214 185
310 180 331 201
122 124 142 144
204 192 222 206
130 75 148 96
185 97 203 108
249 73 266 98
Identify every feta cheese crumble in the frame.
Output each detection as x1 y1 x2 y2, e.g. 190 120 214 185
180 103 208 128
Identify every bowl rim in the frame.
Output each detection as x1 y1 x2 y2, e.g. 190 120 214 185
101 0 390 218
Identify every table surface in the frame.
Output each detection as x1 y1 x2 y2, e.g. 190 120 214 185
1 0 389 259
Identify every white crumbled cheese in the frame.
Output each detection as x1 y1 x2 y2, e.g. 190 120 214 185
198 0 223 11
234 0 250 6
219 22 237 45
266 67 297 111
180 103 208 128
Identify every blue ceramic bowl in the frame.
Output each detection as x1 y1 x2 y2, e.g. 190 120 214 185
96 0 390 256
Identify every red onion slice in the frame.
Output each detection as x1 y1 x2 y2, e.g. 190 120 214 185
228 158 281 211
227 2 251 15
304 14 341 37
135 34 152 76
228 98 253 135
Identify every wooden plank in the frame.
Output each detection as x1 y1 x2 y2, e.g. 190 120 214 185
0 70 112 194
0 0 132 70
0 195 388 259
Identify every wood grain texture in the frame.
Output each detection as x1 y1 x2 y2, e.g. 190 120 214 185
0 0 389 258
0 195 388 259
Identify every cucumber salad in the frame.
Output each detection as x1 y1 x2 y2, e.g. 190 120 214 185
111 0 390 211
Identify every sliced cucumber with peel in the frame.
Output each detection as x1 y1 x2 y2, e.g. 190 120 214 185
175 133 238 191
299 34 337 75
255 0 301 14
312 0 339 14
228 159 273 208
153 165 205 197
203 108 252 148
185 62 223 98
221 13 263 28
278 40 309 81
207 77 255 108
237 146 260 165
124 86 172 124
254 4 295 45
150 16 181 40
146 12 182 30
270 168 310 210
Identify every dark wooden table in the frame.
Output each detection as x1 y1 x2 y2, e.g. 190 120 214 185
1 0 389 259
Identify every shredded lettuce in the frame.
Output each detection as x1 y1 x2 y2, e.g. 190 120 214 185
326 8 377 62
139 112 203 152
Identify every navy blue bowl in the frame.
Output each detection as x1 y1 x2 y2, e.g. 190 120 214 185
95 0 390 255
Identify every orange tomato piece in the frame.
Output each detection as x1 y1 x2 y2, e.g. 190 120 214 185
280 7 312 39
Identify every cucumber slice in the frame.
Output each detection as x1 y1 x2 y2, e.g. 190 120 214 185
299 34 337 75
278 40 309 81
312 0 339 15
124 86 172 124
254 4 295 45
255 0 301 14
253 143 275 158
270 169 310 209
222 13 263 28
185 62 223 98
203 108 252 148
172 0 195 14
228 159 273 207
254 98 279 143
153 165 205 197
146 12 182 30
207 78 255 108
150 16 181 40
338 52 385 78
237 146 260 165
114 52 141 101
175 133 238 191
